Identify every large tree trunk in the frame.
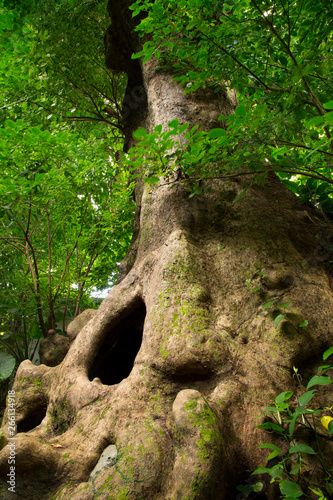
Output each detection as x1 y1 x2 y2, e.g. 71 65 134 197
0 2 332 499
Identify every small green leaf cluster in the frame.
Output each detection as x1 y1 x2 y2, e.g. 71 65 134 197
251 347 333 499
130 120 193 185
127 103 333 207
127 116 263 196
261 299 308 330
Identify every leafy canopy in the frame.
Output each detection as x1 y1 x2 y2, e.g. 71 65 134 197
129 0 333 213
0 0 134 374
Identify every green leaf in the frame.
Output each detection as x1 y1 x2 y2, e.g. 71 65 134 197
267 449 281 461
274 314 286 327
252 467 270 474
327 482 333 496
187 19 197 30
298 320 308 327
40 130 51 140
305 116 324 127
179 123 189 134
253 482 263 493
309 487 325 498
30 126 42 135
257 421 285 432
279 55 288 66
289 444 316 454
5 119 16 129
262 406 279 413
237 484 254 496
307 375 332 389
235 104 246 117
269 464 284 479
168 119 180 128
207 128 227 138
318 364 332 372
133 127 148 140
259 443 282 453
275 391 293 404
237 482 263 495
146 176 160 185
328 419 333 435
263 300 277 309
0 352 16 380
324 111 333 123
131 50 144 59
293 406 314 416
323 100 333 110
323 346 333 360
280 481 303 497
298 390 316 406
232 187 248 203
280 302 291 309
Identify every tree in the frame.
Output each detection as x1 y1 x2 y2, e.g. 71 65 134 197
0 119 134 335
0 0 332 499
0 0 135 377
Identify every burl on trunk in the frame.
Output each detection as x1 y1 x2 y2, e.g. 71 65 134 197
0 1 332 499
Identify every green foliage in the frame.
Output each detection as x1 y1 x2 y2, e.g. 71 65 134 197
237 481 264 497
129 0 333 213
0 0 134 370
247 347 333 499
0 352 15 381
0 118 134 342
0 0 126 134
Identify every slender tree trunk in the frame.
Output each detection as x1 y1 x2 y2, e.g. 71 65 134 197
0 2 332 499
24 242 48 337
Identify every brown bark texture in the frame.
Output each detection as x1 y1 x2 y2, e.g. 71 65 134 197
0 1 332 499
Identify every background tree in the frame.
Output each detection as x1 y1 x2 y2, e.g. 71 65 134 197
0 0 134 391
0 0 332 499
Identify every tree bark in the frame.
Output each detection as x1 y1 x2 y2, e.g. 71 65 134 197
0 2 332 499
